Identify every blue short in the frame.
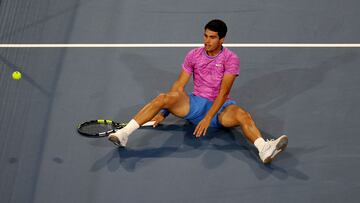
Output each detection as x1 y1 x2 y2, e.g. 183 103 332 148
184 94 236 128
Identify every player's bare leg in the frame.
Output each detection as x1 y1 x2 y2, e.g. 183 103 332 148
108 91 190 147
134 91 190 125
218 105 288 164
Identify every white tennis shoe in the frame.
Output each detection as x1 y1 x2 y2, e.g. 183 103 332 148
108 132 128 147
259 135 288 164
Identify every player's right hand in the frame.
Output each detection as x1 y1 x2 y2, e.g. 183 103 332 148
151 113 166 127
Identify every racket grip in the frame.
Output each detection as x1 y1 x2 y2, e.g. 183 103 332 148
141 121 155 127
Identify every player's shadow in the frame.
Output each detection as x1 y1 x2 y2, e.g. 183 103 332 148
90 123 312 181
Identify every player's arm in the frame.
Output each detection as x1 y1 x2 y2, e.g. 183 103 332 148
161 69 191 115
169 69 192 92
152 69 191 126
159 69 191 116
207 73 237 117
193 73 237 136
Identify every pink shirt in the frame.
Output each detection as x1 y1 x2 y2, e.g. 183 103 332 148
182 47 240 101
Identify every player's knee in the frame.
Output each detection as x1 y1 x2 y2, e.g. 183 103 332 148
237 110 254 126
153 92 176 107
152 93 167 108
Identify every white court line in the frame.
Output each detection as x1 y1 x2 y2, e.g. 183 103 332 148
0 43 360 48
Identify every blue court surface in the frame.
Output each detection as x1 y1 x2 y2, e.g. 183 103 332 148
1 0 360 202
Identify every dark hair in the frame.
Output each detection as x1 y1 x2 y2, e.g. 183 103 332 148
204 19 227 39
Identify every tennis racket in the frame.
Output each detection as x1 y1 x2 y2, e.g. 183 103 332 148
77 119 155 137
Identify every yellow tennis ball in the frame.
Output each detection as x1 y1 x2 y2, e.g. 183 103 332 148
12 71 22 80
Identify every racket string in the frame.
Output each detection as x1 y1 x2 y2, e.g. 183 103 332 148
78 123 115 136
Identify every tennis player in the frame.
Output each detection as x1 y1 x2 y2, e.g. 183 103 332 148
109 19 288 164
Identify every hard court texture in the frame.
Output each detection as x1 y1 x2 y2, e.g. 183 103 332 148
1 0 360 202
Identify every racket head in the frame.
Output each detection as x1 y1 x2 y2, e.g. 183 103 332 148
77 120 127 137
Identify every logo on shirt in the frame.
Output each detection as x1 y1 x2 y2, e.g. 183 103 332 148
215 64 223 68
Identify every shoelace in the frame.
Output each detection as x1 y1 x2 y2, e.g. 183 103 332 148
261 139 275 151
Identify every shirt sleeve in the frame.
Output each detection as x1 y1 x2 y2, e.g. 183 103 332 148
224 53 240 75
182 49 195 74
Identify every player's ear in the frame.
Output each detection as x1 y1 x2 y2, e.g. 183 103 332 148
219 37 225 44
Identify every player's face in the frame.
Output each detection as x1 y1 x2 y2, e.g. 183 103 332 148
203 29 224 56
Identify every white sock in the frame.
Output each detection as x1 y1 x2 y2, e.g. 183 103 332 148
113 119 140 137
254 137 266 151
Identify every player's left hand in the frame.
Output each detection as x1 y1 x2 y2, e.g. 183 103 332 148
194 117 211 137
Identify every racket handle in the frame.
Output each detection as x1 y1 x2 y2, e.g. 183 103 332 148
141 121 155 127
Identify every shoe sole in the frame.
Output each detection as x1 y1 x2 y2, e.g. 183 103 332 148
263 135 288 164
108 135 125 148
